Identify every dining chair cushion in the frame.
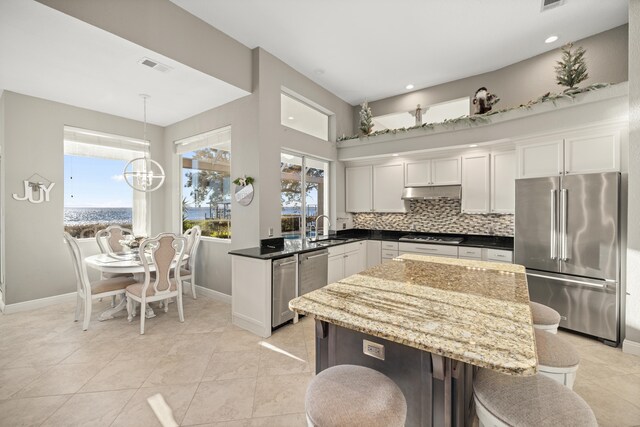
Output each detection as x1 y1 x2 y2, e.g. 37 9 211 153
535 329 580 368
126 279 178 297
91 276 137 295
102 272 134 279
530 302 561 326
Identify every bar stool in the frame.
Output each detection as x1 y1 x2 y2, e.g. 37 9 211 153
305 364 407 427
530 301 561 333
473 369 597 427
535 329 580 389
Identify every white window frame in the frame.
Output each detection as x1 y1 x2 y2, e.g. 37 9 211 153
280 88 332 141
281 150 330 239
175 126 232 242
63 126 150 239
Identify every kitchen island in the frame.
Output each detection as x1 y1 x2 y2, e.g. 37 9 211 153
289 254 537 427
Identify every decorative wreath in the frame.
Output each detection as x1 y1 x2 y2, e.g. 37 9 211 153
232 175 255 186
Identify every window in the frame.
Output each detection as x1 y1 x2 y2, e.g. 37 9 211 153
281 93 329 141
281 152 329 239
64 126 148 238
372 97 470 131
176 126 232 239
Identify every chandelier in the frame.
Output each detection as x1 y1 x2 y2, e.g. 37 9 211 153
122 94 165 192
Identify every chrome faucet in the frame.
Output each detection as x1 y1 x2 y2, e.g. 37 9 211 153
314 215 331 240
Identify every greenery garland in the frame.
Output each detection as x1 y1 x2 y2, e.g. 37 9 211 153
232 175 254 186
337 83 611 142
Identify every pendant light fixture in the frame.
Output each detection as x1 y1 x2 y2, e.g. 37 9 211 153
123 94 165 192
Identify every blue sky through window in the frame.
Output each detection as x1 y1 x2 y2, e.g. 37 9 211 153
64 155 132 208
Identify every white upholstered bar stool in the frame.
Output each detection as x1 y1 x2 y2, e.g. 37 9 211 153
473 369 597 427
535 329 580 389
530 302 561 334
305 364 407 427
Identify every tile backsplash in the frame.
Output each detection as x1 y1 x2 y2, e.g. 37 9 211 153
352 199 514 236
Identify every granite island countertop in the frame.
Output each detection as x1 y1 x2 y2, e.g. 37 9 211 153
289 254 537 376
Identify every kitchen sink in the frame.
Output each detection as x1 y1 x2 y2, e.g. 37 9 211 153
312 239 345 246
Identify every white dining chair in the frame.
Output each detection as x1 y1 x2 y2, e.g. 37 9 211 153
126 233 186 334
63 232 136 331
95 225 134 306
95 225 133 254
182 225 202 299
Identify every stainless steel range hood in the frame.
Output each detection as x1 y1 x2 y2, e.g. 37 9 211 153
401 185 461 200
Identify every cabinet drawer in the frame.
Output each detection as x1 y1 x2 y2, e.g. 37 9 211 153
398 243 458 257
381 241 399 250
486 249 513 263
328 245 345 257
458 247 482 259
344 241 364 253
381 250 399 259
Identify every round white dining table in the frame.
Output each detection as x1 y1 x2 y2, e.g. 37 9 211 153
85 253 187 321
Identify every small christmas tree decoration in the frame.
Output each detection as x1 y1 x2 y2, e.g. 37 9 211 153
359 101 373 136
555 43 589 91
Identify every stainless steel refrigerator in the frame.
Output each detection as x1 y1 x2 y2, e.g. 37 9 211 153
515 172 620 345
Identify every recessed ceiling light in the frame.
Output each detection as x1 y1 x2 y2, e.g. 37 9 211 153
392 153 399 157
288 116 295 120
545 35 559 44
469 144 478 148
405 84 414 90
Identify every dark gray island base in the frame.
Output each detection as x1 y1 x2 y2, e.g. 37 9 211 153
315 320 473 427
290 255 537 427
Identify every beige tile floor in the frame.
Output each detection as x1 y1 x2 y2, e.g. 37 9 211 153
0 295 639 426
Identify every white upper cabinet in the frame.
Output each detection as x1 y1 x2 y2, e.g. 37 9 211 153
404 157 461 186
373 164 406 212
405 160 431 186
346 166 373 212
432 157 462 185
491 150 516 214
462 153 490 213
517 126 621 178
564 132 619 175
517 140 563 179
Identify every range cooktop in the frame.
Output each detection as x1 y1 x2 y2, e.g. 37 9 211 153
399 235 464 245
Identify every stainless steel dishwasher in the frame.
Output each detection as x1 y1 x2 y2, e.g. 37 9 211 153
272 256 297 328
298 249 329 296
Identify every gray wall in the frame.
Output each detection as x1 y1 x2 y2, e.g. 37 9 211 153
163 48 355 297
36 0 252 93
625 2 640 348
1 91 165 305
362 25 628 128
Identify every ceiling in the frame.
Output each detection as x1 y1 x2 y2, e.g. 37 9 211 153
171 0 628 105
0 0 249 126
0 1 629 127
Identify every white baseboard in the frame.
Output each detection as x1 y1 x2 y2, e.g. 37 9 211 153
194 285 231 304
623 339 640 357
4 291 77 314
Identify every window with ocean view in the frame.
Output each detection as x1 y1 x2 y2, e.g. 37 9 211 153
281 152 329 239
176 127 232 239
64 127 149 238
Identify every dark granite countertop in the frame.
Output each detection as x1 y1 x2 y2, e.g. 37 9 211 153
228 237 365 260
336 229 514 250
229 229 513 260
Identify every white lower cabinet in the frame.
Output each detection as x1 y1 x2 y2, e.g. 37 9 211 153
366 240 382 268
328 241 366 284
458 247 482 260
485 249 513 263
381 241 399 262
399 242 458 258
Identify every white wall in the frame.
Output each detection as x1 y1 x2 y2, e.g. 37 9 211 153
1 91 165 305
624 1 640 353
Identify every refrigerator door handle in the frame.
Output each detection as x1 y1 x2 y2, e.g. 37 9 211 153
560 188 568 261
550 189 557 260
526 272 608 290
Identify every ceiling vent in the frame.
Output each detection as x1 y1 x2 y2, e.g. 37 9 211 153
541 0 566 11
139 57 172 73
